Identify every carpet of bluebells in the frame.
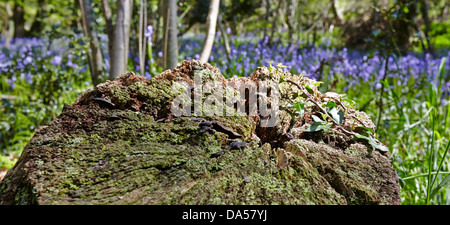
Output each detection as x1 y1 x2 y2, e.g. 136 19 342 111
1 31 450 204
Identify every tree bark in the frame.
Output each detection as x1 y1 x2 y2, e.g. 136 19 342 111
79 0 104 86
217 14 231 58
26 0 46 37
286 0 298 44
138 0 147 76
101 0 114 58
110 0 133 79
419 0 433 54
199 0 220 63
12 2 25 38
163 0 178 69
3 2 14 46
330 0 344 25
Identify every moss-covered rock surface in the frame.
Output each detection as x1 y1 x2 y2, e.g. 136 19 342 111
0 60 400 205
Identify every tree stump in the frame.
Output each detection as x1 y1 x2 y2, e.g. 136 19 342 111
0 60 400 205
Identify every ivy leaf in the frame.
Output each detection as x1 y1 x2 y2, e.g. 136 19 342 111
325 101 336 108
306 115 331 133
356 126 374 134
305 122 331 133
329 107 344 125
292 102 306 118
311 115 323 123
355 133 389 152
302 84 314 95
341 98 355 107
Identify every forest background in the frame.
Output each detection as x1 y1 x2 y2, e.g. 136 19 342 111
1 0 450 205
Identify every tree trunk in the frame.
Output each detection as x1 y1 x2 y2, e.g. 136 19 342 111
419 0 433 54
330 0 344 25
12 3 25 38
138 0 147 76
101 0 114 58
3 2 14 46
270 0 282 42
217 14 231 58
163 0 178 69
200 0 220 63
26 0 46 37
393 0 417 54
286 0 298 44
79 0 105 86
110 0 133 79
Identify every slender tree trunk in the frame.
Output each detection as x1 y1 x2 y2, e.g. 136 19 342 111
13 3 25 38
110 0 133 79
163 0 178 69
419 0 433 54
286 0 298 44
27 0 46 37
79 0 104 86
330 0 344 25
101 0 114 58
217 14 231 58
3 2 14 46
270 0 282 42
296 0 304 43
200 0 220 63
138 0 147 76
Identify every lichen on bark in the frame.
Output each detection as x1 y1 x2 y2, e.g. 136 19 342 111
0 60 400 205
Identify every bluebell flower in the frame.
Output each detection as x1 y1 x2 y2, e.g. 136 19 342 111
24 56 33 65
51 55 62 65
25 72 32 84
145 25 153 46
144 71 151 80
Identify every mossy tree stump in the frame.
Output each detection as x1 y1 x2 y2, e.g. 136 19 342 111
0 60 400 205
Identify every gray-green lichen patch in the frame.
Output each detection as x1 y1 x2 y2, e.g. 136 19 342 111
0 60 400 205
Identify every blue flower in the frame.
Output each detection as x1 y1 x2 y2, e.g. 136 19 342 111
145 25 153 46
25 72 32 84
24 56 33 65
51 55 62 65
145 25 153 38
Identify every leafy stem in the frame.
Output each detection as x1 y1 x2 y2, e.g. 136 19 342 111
287 79 388 153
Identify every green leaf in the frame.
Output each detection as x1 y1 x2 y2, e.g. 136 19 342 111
329 107 344 125
305 122 331 133
394 154 403 164
357 126 374 134
325 101 336 109
341 97 356 107
403 6 409 14
302 84 314 94
292 102 305 118
355 133 389 152
311 115 323 123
